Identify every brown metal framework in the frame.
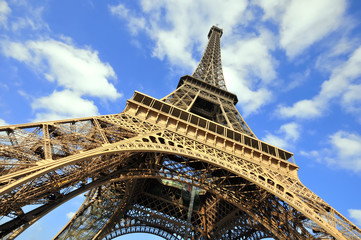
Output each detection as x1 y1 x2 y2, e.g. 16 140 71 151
0 26 360 240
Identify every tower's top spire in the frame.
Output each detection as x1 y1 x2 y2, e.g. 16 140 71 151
208 25 223 39
192 25 227 90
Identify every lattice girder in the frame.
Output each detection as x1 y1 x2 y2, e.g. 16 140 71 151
1 104 360 239
193 26 226 90
49 155 305 239
162 75 255 137
54 180 139 240
51 151 320 239
50 152 274 239
1 24 361 239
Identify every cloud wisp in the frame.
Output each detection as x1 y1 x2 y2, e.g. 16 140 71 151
301 131 361 173
0 118 8 126
277 46 361 120
349 209 361 227
0 0 11 28
1 39 121 121
262 122 301 149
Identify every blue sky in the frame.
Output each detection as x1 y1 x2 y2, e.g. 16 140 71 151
1 0 361 239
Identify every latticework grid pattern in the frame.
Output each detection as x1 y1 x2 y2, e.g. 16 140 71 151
0 26 360 240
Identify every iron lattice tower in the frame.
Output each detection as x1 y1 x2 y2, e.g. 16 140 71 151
0 26 360 240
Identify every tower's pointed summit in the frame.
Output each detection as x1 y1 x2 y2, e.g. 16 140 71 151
192 26 227 90
163 25 255 137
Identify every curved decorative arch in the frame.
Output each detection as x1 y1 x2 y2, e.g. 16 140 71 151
104 226 179 240
53 171 278 239
0 130 358 239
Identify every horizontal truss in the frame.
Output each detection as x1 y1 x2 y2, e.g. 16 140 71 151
0 102 360 239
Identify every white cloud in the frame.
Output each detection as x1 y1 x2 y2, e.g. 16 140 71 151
1 41 32 61
349 209 361 226
0 118 8 126
109 3 128 18
300 150 321 160
0 0 11 28
277 45 361 119
6 1 48 32
2 39 121 100
263 134 287 150
222 29 278 85
109 3 146 36
315 35 360 75
319 47 361 98
224 65 272 116
29 40 120 100
222 28 278 115
254 0 288 22
302 131 361 172
263 122 300 149
328 131 361 170
280 122 300 141
279 0 346 58
109 0 250 71
1 38 122 121
341 84 361 118
256 0 346 58
66 211 75 219
32 90 99 122
282 69 310 92
277 99 325 119
110 2 195 70
328 36 359 58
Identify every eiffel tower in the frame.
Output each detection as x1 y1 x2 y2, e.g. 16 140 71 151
1 26 360 240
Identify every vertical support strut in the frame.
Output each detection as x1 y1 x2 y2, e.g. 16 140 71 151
43 124 52 160
184 185 196 240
